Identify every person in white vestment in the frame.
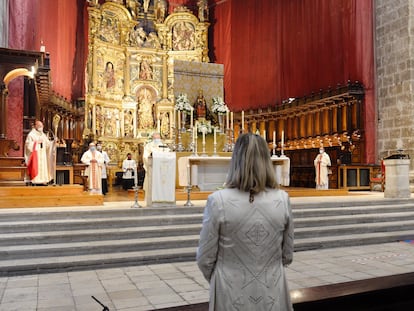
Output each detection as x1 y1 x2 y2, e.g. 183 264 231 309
122 153 137 190
81 142 105 194
314 146 331 189
143 132 168 196
196 133 294 311
25 120 54 185
97 142 110 195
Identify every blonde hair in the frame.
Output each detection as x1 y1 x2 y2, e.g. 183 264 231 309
225 133 277 199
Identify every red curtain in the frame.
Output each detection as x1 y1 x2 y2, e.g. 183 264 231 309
211 0 375 162
8 0 86 101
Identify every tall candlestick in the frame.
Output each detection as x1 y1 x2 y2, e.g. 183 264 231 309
226 111 229 129
273 130 276 145
202 130 206 144
178 110 181 129
230 112 234 130
214 127 217 144
190 107 194 128
241 111 245 130
192 126 196 145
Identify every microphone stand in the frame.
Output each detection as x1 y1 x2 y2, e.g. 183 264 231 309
91 296 110 311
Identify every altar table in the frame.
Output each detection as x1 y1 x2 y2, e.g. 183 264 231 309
178 155 290 191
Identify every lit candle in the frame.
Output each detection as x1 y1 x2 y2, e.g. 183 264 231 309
190 106 194 128
281 130 284 147
134 166 138 186
202 130 206 144
177 110 181 129
273 131 276 145
187 163 191 186
230 112 233 130
226 111 229 129
263 130 266 141
241 111 245 130
214 127 217 144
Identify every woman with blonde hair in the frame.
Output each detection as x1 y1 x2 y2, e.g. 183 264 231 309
197 133 294 311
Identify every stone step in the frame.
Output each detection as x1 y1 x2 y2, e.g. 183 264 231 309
0 224 203 246
294 229 414 251
294 211 414 228
295 219 414 238
0 247 198 276
0 214 204 233
0 206 204 222
1 208 412 235
2 229 414 275
0 235 201 260
292 203 414 218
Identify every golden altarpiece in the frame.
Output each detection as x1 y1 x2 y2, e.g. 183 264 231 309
84 0 221 166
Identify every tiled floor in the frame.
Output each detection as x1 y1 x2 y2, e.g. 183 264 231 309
1 193 414 310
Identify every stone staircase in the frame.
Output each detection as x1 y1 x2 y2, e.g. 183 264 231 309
1 198 414 275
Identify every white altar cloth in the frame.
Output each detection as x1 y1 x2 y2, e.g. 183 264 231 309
151 151 176 203
178 155 290 191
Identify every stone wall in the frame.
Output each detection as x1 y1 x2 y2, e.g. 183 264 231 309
375 0 414 182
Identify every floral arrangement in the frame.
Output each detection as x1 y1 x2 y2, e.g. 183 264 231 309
175 93 192 112
196 120 213 134
211 96 228 114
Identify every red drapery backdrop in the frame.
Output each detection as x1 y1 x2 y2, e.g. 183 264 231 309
211 0 375 162
7 0 375 162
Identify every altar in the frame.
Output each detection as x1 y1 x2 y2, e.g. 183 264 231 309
178 155 290 191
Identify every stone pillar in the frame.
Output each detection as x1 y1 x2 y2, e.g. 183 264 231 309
384 158 411 198
376 1 414 190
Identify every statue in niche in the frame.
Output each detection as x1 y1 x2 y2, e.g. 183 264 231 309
99 18 119 44
137 88 155 129
96 105 104 137
197 0 209 22
173 21 195 50
139 59 153 80
130 26 147 47
160 112 170 138
104 61 115 89
104 108 113 136
155 0 167 23
124 109 135 137
145 32 161 49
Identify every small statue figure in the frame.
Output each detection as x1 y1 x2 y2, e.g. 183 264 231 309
194 89 207 120
155 0 167 23
197 0 209 22
145 32 161 49
126 0 139 19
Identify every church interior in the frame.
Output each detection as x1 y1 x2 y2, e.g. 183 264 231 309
1 0 414 310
